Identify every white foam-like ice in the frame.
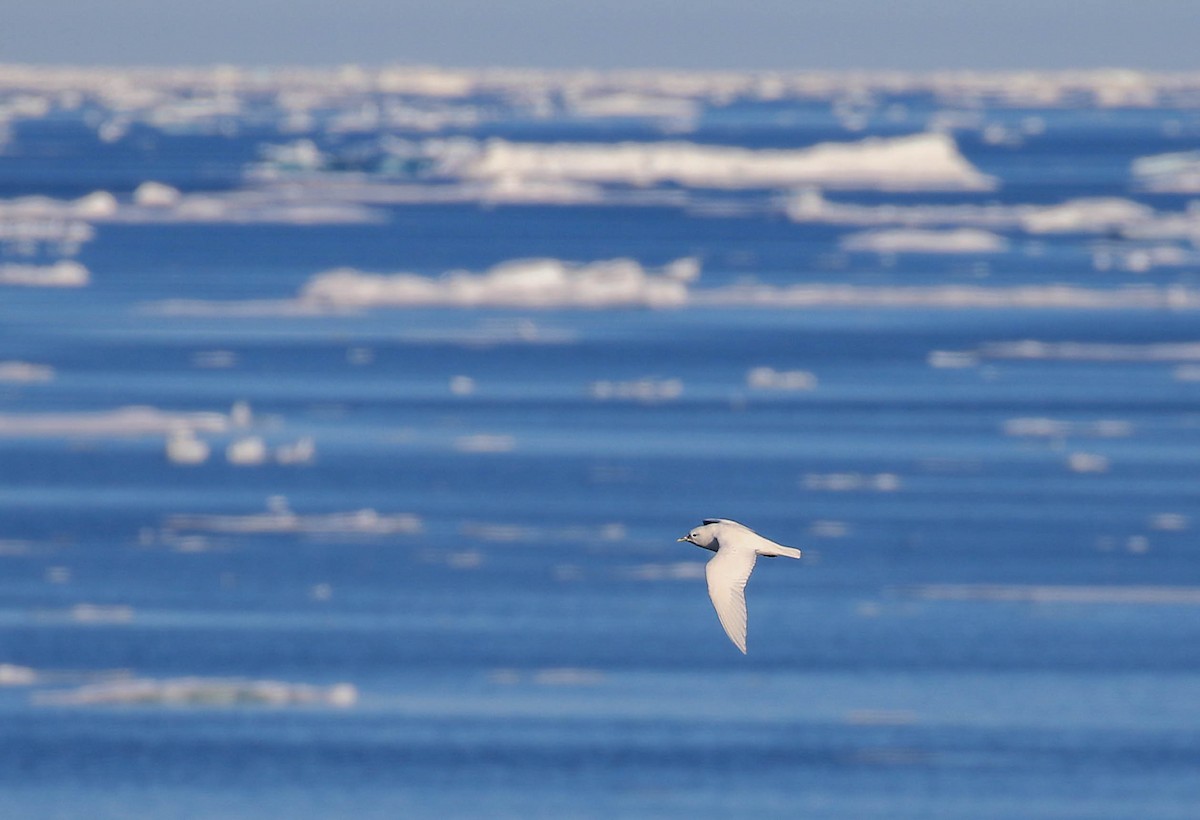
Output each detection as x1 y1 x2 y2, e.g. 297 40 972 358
299 257 692 309
982 340 1200 361
453 434 517 453
35 677 357 707
165 506 422 536
788 190 1168 236
0 406 229 437
841 228 1007 253
0 361 55 382
0 664 37 685
746 367 817 390
165 430 210 465
1132 150 1200 192
451 132 993 191
589 377 683 402
132 180 183 207
0 261 89 287
909 584 1200 605
694 283 1200 310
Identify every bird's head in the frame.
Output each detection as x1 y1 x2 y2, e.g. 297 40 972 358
677 522 718 550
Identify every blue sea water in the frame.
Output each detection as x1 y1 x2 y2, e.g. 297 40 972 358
2 73 1200 818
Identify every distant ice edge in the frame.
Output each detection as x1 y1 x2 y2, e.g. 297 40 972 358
148 255 1200 315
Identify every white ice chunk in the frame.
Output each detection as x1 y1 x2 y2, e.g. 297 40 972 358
35 677 357 708
1020 197 1155 233
842 227 1007 253
300 257 691 310
275 436 316 465
166 502 422 536
452 132 993 191
0 406 229 438
746 367 817 390
132 181 183 207
0 664 37 685
166 430 210 465
226 436 267 465
0 260 89 287
0 361 55 382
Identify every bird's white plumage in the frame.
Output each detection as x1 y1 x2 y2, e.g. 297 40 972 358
679 519 802 654
705 542 757 654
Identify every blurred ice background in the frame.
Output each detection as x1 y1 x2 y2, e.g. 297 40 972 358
2 63 1200 818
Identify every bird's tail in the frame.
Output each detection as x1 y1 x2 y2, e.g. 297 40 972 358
757 541 802 559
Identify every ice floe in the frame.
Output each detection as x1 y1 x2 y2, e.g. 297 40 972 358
0 664 37 685
746 367 817 390
447 132 993 191
803 472 902 492
165 430 210 465
34 677 357 708
588 377 683 402
274 436 316 465
165 502 422 536
1132 150 1200 192
692 283 1200 311
0 406 229 437
0 361 55 383
0 260 89 287
299 257 692 310
1002 417 1132 438
981 340 1200 362
841 228 1007 254
453 434 517 453
908 584 1200 605
226 436 268 466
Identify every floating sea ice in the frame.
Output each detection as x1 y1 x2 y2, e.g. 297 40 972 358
226 436 267 465
1150 513 1189 532
132 181 182 207
299 257 691 309
0 260 89 287
275 436 316 465
166 504 423 536
230 400 253 427
927 350 979 368
0 664 37 685
1019 197 1154 233
841 227 1008 254
34 677 358 708
454 434 516 453
165 430 210 465
746 366 817 390
449 375 476 395
803 472 902 492
0 361 55 382
1067 452 1110 473
72 190 119 218
452 132 994 191
1132 149 1200 192
589 377 683 402
0 406 229 438
191 349 238 369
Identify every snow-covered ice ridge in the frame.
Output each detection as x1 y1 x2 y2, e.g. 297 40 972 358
3 65 1200 111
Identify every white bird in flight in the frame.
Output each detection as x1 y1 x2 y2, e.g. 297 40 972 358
678 519 802 654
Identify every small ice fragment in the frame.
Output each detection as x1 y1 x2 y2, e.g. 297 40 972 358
230 401 253 427
166 430 210 465
133 181 182 207
449 375 476 395
227 436 267 465
275 437 315 465
1067 452 1109 473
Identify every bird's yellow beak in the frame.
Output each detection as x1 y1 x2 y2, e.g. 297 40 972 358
677 535 692 543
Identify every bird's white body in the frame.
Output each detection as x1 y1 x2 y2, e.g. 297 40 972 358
678 519 801 654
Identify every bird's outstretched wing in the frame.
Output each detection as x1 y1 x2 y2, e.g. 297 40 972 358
705 545 758 654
